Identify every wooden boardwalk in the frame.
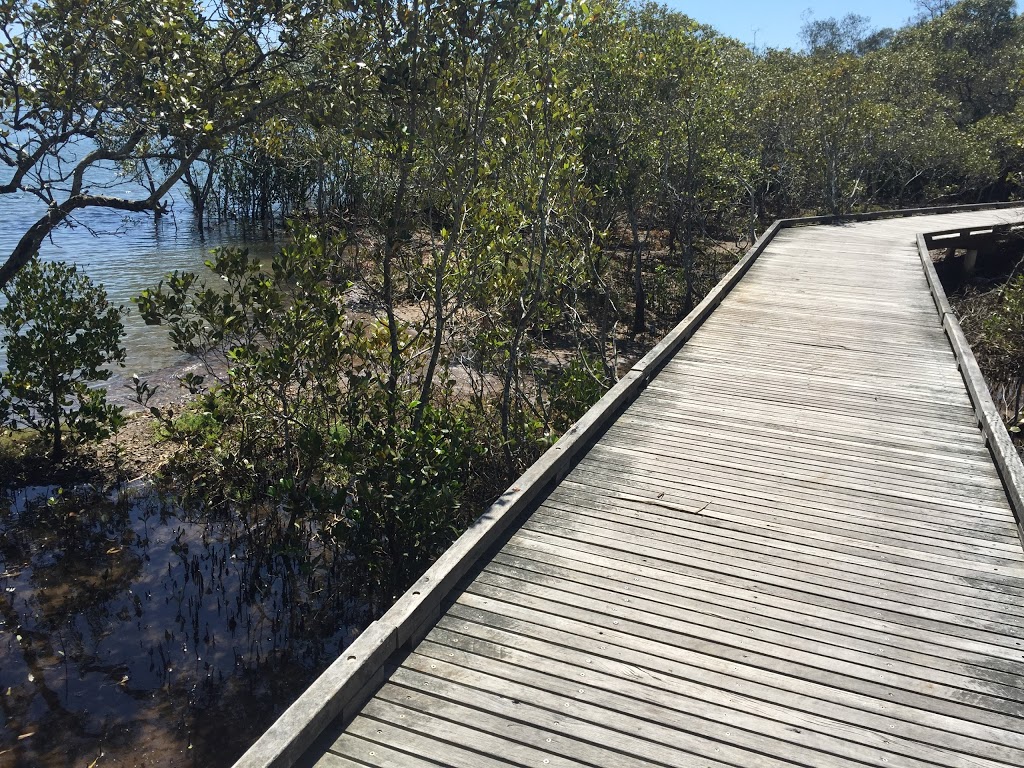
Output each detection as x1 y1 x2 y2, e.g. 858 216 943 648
239 207 1024 768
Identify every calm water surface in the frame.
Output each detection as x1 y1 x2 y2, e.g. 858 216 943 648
0 173 281 376
0 485 363 767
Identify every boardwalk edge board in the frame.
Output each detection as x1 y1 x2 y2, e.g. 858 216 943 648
232 202 1024 768
916 231 1024 549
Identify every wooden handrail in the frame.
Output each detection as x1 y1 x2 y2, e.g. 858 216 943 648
922 222 1024 248
916 231 1024 549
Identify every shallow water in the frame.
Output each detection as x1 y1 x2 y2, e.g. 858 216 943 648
0 157 359 768
0 485 365 767
0 169 281 376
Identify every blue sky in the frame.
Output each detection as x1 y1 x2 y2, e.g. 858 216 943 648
662 1 923 50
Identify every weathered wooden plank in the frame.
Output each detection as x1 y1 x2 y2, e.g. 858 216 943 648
915 232 1024 548
643 374 978 423
555 463 1022 564
557 464 1022 573
493 541 1024 673
618 392 978 444
686 323 963 357
386 661 760 768
630 393 987 455
444 598 1024 764
514 523 1024 643
234 203 791 768
546 481 1024 590
447 577 1024 726
598 426 1010 506
522 513 1024 638
372 682 664 768
588 443 1014 529
604 419 1009 500
344 702 524 768
481 556 1024 697
664 349 971 393
563 462 1018 556
565 453 1005 533
655 359 975 408
538 490 1024 606
581 444 1017 524
369 684 603 768
429 616 1022 768
618 404 998 470
320 731 439 768
412 638 944 768
452 590 1024 745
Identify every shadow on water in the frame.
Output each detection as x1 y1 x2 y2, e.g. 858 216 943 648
0 485 368 767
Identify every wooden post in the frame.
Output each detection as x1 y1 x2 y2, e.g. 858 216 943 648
964 248 978 277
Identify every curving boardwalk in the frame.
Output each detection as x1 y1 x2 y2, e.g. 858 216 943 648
240 207 1024 768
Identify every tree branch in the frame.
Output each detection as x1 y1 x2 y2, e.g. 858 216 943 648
0 143 205 288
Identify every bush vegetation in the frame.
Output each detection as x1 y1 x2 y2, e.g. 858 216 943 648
0 258 126 462
6 0 1024 607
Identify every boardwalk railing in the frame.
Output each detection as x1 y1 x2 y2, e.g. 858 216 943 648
235 202 1024 768
923 222 1024 249
916 230 1024 547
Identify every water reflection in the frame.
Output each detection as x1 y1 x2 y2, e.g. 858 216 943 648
0 486 366 767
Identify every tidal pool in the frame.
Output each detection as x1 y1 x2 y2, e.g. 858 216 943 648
0 485 366 767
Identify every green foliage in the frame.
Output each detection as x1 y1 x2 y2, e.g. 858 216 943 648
11 0 1021 607
133 1 1024 602
136 231 490 605
136 230 359 506
544 352 611 433
0 0 349 284
978 274 1024 387
337 402 483 603
0 258 126 461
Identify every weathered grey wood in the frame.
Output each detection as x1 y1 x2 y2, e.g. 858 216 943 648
435 607 1024 766
580 444 1016 522
476 558 1024 697
384 662 756 768
409 640 921 768
554 467 1021 564
539 493 1024 607
538 490 1024 605
522 511 1024 637
616 408 1000 475
604 420 1009 499
420 627 1016 768
373 678 667 768
491 543 1024 669
589 438 1013 512
241 204 1024 768
342 703 517 768
452 588 1024 740
514 522 1024 633
627 396 994 461
319 731 438 768
560 468 1019 558
541 486 1024 594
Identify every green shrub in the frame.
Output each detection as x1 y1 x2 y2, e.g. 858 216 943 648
546 352 611 434
0 258 126 461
